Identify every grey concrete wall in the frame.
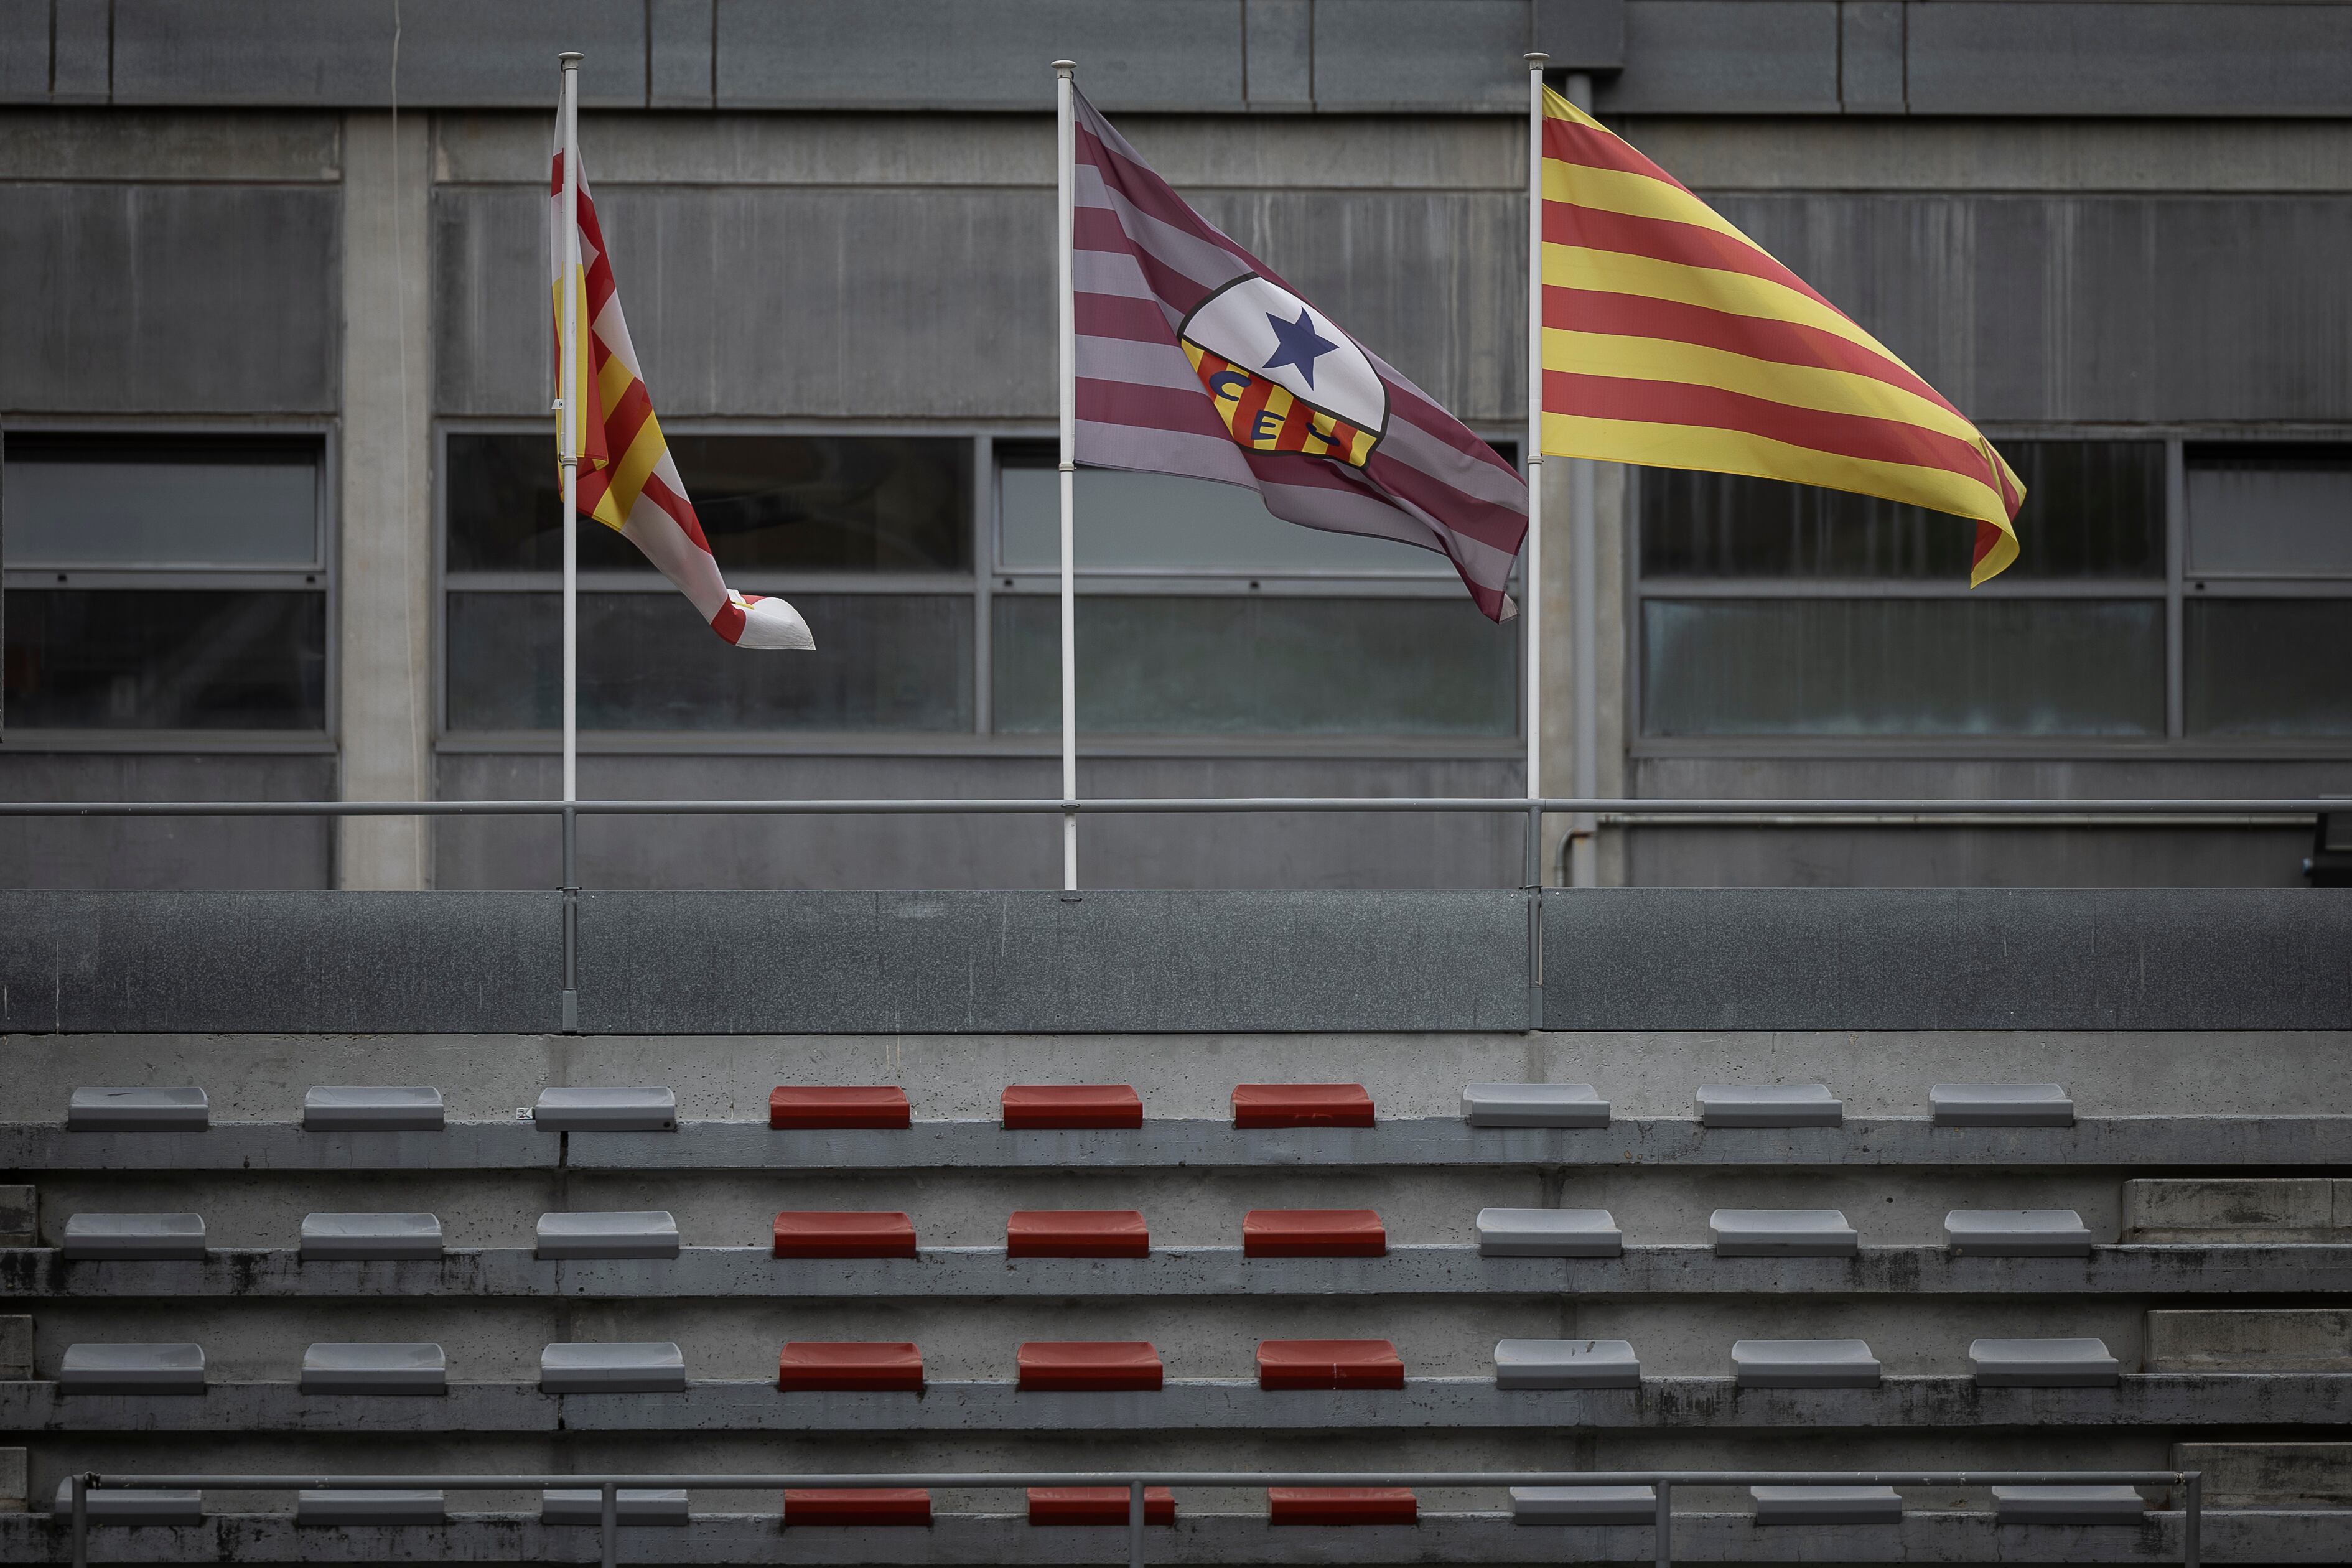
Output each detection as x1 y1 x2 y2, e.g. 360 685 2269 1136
432 752 1526 892
0 755 334 889
0 888 2344 1032
6 1 2351 116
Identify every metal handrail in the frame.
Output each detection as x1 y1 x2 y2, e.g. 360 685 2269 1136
61 1466 2204 1568
0 795 2337 815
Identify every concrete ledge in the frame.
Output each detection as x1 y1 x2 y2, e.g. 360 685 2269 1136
14 1116 2350 1172
0 892 561 1034
4 1375 2346 1434
0 1508 2340 1562
7 1244 2348 1300
2173 1443 2352 1507
2124 1179 2352 1243
1544 889 2352 1032
1 889 2342 1035
2146 1311 2352 1373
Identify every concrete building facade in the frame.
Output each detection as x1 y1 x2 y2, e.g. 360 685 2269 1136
1 1 2346 894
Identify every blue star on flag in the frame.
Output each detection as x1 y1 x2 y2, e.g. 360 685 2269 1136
1261 307 1338 389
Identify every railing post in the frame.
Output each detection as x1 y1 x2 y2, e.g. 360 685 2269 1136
2183 1471 2200 1568
1524 801 1544 1029
561 803 580 1033
70 1473 87 1568
1653 1479 1671 1568
1128 1477 1145 1568
599 1478 617 1568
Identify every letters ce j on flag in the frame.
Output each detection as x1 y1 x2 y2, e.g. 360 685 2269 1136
1071 88 1528 621
548 146 813 648
1538 90 2024 583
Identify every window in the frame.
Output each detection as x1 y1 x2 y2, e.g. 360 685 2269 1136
2183 443 2352 735
990 442 1520 737
1636 439 2170 739
2 432 329 730
441 432 974 733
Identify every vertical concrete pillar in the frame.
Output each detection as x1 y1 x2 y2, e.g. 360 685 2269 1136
337 113 434 889
1539 458 1628 885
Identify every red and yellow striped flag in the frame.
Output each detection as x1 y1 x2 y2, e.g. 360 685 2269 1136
1539 89 2023 583
548 146 812 648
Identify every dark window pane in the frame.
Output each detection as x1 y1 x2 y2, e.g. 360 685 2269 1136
992 595 1517 736
4 432 320 567
2185 443 2352 577
446 432 970 573
1642 598 2163 736
4 589 326 729
1639 440 2163 579
446 592 971 731
997 441 1510 574
2186 599 2352 735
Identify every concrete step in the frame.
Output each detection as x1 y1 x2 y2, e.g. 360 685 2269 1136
2 1506 2335 1563
6 1374 2347 1434
6 1243 2345 1298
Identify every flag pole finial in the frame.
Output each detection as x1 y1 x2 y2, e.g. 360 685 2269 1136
1052 59 1076 75
1525 51 1549 65
558 51 582 67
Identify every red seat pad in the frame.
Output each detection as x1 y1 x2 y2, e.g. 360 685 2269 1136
1002 1085 1144 1130
1243 1208 1386 1258
1256 1338 1406 1390
1027 1486 1176 1526
782 1489 931 1526
1016 1340 1165 1391
1231 1083 1375 1129
768 1085 910 1130
1007 1210 1150 1259
777 1342 923 1393
1269 1487 1417 1525
771 1211 918 1259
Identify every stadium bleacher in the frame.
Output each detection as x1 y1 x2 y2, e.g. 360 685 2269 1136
7 1060 2351 1561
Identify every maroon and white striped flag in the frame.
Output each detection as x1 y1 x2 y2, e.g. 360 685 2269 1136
1072 88 1528 622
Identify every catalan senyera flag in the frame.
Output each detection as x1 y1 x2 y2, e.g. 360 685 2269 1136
1539 89 2023 584
548 146 813 648
1073 88 1528 622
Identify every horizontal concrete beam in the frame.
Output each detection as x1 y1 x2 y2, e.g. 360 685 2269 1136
2124 1180 2352 1243
4 890 2348 1034
2147 1310 2352 1373
8 1508 2324 1565
6 2 2352 116
5 1374 2343 1434
10 1116 2346 1171
9 1244 2345 1300
2174 1442 2352 1508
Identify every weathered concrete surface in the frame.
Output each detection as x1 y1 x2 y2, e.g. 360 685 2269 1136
2145 1310 2352 1373
335 111 434 892
0 1187 30 1246
9 1030 2344 1121
2124 1179 2352 1242
0 1445 21 1511
2173 1442 2352 1506
0 1317 28 1379
0 1505 2336 1563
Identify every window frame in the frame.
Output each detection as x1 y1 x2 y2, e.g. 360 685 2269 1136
1626 427 2352 759
0 416 339 752
434 418 1529 758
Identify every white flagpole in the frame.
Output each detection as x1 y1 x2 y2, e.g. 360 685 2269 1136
557 54 582 811
1054 60 1079 892
1523 55 1547 826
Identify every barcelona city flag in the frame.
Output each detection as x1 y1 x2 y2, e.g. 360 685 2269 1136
1070 86 1528 622
1537 88 2024 584
548 143 813 648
